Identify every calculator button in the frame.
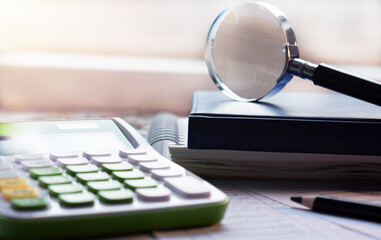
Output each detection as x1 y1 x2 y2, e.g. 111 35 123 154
57 157 89 168
136 187 171 201
87 180 122 193
59 192 95 207
50 152 80 161
102 163 133 174
66 164 99 176
112 170 145 181
48 183 84 197
0 170 20 179
39 175 73 188
83 151 112 160
76 172 109 184
30 167 63 179
0 178 29 191
98 189 134 203
14 154 44 163
128 155 158 165
139 161 170 172
124 178 157 191
164 177 211 198
151 169 184 180
11 197 48 210
2 187 39 201
21 159 54 171
91 156 122 166
119 149 146 158
0 163 13 171
0 156 5 163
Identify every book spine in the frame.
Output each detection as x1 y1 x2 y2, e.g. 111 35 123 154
188 115 381 156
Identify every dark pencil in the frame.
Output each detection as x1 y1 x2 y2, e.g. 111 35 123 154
290 195 381 222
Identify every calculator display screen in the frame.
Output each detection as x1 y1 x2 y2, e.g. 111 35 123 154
0 120 133 156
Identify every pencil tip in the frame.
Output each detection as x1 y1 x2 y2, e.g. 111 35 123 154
290 196 302 203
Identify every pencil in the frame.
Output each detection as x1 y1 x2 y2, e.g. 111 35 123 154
290 195 381 222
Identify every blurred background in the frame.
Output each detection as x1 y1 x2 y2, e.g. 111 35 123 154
0 0 380 115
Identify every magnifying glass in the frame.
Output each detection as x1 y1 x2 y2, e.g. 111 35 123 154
205 1 381 106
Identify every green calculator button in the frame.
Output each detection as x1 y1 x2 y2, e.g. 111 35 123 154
98 189 134 203
87 180 122 193
66 164 98 176
112 170 144 182
59 192 95 207
30 167 63 179
39 175 73 188
124 178 157 191
11 197 48 210
48 183 84 197
102 163 133 174
76 172 109 184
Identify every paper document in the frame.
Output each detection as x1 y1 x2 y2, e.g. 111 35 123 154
155 180 381 240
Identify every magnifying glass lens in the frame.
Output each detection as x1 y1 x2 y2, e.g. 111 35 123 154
207 2 381 106
209 3 289 100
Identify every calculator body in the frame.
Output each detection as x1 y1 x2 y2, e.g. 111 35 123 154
0 118 229 240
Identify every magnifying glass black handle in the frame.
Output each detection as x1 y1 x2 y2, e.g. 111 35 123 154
312 64 381 106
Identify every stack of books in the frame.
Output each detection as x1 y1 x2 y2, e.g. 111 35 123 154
148 91 381 180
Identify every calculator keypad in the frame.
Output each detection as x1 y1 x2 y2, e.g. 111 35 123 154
0 148 219 217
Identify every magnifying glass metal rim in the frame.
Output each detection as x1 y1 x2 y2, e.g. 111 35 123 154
205 1 300 102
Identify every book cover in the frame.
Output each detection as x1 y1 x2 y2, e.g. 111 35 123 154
188 91 381 155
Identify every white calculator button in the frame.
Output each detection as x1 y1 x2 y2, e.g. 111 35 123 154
0 163 13 171
82 151 112 160
119 149 147 158
164 176 211 198
128 155 158 165
58 157 89 168
137 187 171 201
21 159 54 171
15 154 44 163
139 161 170 172
91 156 122 166
50 152 80 161
0 156 5 163
151 169 184 180
0 170 20 179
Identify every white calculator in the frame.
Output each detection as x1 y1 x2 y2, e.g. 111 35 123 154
0 118 229 240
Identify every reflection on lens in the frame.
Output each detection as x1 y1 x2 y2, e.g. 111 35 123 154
207 2 289 100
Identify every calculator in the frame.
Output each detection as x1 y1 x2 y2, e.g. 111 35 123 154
0 118 229 240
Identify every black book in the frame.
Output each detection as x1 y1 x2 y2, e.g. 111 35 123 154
188 90 381 155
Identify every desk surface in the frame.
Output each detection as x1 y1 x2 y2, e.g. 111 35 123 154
1 112 380 240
